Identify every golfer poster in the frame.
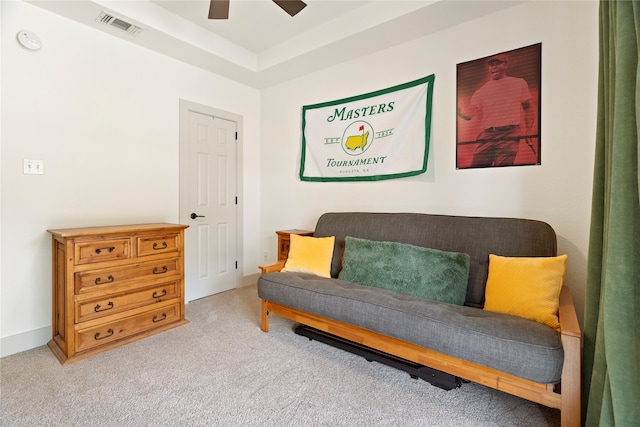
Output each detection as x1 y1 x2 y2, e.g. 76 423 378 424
300 74 434 182
456 43 541 169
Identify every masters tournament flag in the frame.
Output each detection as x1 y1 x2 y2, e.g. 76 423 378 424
300 74 434 182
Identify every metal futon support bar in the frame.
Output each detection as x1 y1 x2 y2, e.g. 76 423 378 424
294 325 463 390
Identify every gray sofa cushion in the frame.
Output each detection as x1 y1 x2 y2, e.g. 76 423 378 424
313 212 557 308
258 271 564 384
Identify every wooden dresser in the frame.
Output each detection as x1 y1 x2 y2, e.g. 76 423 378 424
47 223 189 365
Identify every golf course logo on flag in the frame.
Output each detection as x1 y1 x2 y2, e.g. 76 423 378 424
300 74 434 182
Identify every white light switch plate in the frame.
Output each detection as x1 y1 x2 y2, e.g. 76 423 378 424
23 159 44 174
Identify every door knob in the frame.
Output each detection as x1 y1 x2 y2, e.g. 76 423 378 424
190 213 205 220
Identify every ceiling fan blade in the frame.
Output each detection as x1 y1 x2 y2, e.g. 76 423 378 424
208 0 230 19
273 0 307 17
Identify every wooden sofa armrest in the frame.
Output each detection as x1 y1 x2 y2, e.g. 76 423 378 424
258 260 286 274
559 286 581 338
558 285 582 427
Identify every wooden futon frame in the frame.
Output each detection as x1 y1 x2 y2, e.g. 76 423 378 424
259 260 581 427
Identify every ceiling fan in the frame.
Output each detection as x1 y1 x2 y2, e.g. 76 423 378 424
208 0 307 20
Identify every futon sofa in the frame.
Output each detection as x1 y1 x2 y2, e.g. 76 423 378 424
257 212 581 426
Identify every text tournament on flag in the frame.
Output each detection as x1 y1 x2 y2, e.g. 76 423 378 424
300 75 434 182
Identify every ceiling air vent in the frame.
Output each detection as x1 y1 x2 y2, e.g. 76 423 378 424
96 11 144 36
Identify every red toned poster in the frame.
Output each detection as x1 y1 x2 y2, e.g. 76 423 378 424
456 43 541 169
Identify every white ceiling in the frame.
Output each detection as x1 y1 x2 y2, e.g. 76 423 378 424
27 0 525 88
150 0 375 54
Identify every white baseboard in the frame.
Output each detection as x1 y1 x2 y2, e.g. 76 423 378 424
1 326 50 358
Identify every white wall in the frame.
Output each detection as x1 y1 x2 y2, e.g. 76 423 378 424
260 1 598 325
0 1 261 355
1 0 599 358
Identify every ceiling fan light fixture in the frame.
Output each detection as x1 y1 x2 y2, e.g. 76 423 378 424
208 0 307 20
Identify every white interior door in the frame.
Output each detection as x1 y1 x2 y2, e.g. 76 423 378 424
180 104 238 302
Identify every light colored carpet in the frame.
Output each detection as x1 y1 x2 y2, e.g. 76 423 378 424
0 284 560 426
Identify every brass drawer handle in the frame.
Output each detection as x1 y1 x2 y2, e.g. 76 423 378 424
94 328 114 340
95 246 115 255
152 289 167 298
152 266 168 274
94 301 114 312
95 275 115 285
152 313 167 323
152 241 168 250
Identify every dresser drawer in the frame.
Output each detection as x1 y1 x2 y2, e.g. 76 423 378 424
75 281 180 323
74 302 181 353
75 258 180 294
74 238 131 265
137 233 180 257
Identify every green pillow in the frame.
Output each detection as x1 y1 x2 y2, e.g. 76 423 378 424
338 236 470 305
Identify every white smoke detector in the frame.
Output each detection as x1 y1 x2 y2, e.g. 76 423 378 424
17 30 42 51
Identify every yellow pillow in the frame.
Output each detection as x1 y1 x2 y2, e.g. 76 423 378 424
484 254 568 331
281 234 335 278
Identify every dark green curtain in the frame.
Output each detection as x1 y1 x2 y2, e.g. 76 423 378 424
583 1 640 426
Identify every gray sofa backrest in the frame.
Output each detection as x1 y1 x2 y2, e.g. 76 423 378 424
313 212 557 308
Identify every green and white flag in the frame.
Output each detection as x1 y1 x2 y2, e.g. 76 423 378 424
300 74 434 182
